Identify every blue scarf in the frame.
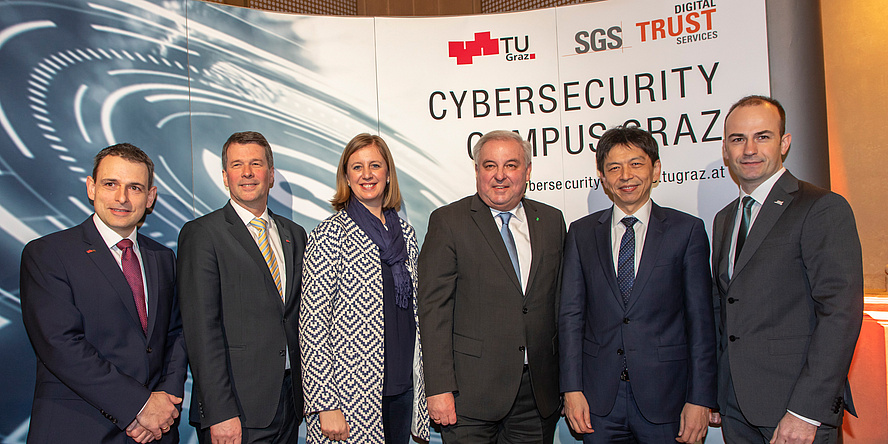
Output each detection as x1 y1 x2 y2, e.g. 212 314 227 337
346 195 412 309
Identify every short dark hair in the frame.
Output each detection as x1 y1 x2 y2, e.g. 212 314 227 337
725 95 787 136
93 143 155 189
596 126 659 174
222 131 274 170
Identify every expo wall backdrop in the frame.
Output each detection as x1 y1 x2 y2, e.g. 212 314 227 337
0 0 767 442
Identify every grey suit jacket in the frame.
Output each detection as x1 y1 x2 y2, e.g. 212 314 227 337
418 195 565 421
712 171 863 426
178 202 306 429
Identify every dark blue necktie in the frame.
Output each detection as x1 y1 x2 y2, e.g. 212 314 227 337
617 216 638 307
498 212 521 286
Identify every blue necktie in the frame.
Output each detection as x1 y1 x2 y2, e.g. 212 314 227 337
498 212 521 286
617 216 638 307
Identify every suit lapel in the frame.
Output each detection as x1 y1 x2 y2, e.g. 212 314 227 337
140 238 160 339
594 209 622 306
470 195 522 293
81 219 144 335
715 200 738 291
732 172 797 279
523 200 545 297
627 203 666 311
223 203 282 306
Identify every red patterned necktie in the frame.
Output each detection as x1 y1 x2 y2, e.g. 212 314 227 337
117 239 147 334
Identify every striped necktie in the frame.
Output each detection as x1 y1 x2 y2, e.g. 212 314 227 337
249 217 283 300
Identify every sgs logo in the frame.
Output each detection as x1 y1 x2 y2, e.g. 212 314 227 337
574 26 622 54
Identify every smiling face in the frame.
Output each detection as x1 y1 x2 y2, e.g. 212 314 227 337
723 103 791 194
87 155 157 238
474 138 531 211
222 142 274 217
599 143 661 215
347 144 389 211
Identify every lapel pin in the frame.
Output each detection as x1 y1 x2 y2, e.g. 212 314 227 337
774 200 784 206
86 249 96 254
536 217 540 221
285 239 290 243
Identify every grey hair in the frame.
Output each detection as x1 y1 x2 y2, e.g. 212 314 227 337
472 130 532 165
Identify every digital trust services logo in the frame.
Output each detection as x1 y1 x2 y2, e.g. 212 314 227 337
448 31 536 65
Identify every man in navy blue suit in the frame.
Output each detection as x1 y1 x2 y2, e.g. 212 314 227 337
21 143 187 443
559 126 717 443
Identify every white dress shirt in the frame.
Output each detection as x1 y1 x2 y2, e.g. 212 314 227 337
92 214 148 317
610 199 653 277
230 200 290 370
491 202 532 364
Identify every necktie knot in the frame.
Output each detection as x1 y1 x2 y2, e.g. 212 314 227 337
116 238 134 250
621 216 638 229
498 212 512 225
250 217 268 232
742 196 755 211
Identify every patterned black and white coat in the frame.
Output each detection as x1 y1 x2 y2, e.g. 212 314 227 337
300 209 429 443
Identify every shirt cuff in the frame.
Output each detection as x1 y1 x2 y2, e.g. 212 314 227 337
787 410 821 427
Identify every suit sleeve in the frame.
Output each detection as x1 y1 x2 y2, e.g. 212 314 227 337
176 221 239 427
299 220 344 414
156 249 188 398
558 223 586 393
417 209 460 397
786 193 863 422
682 218 717 408
20 240 150 429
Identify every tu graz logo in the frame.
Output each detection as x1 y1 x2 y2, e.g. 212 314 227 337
448 32 535 65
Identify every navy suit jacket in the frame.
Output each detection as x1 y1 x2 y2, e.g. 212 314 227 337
559 202 716 423
21 216 187 443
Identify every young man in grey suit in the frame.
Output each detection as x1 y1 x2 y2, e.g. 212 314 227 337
178 131 306 444
560 126 716 443
21 143 186 443
418 130 565 443
711 96 863 444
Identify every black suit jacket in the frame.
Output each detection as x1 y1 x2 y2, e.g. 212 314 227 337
559 202 716 424
21 216 187 443
712 171 863 426
418 195 565 421
177 203 306 429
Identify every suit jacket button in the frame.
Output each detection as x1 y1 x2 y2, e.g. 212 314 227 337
623 317 630 324
522 307 528 314
146 347 153 353
729 335 738 342
518 346 525 352
728 297 736 304
617 348 624 355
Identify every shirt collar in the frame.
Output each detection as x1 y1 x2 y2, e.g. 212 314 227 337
611 198 652 229
742 167 786 204
488 201 526 222
230 199 270 226
92 213 138 250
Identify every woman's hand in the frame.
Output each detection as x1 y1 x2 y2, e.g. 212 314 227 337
319 409 350 441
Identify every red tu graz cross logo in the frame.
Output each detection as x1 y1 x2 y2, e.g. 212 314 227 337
449 32 499 65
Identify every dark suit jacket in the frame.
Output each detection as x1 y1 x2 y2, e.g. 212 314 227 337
712 171 863 427
21 216 187 443
418 195 565 421
559 202 716 424
177 202 306 429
